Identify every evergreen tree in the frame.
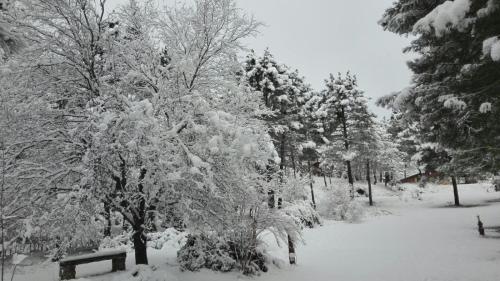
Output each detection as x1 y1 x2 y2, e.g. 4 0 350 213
321 73 375 189
380 0 500 204
243 49 310 180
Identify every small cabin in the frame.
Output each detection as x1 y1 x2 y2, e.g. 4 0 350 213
400 170 448 184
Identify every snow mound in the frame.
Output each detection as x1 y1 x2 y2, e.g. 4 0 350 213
479 102 492 113
147 228 188 251
483 36 500 61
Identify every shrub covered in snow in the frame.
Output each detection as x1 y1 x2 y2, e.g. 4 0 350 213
177 234 237 273
283 200 321 228
418 175 428 188
386 180 404 192
147 228 187 250
99 233 133 252
178 131 301 275
280 176 309 202
318 185 364 223
177 234 268 274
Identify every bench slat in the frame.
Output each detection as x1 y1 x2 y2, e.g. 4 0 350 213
60 250 126 265
483 226 500 230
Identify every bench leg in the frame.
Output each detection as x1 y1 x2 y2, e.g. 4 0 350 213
112 257 126 272
60 265 76 280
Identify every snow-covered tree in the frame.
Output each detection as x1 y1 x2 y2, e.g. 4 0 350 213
380 0 500 205
0 0 303 271
244 51 303 163
242 49 313 265
319 73 375 189
242 49 310 198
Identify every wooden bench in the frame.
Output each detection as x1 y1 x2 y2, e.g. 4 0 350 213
477 216 500 236
59 250 126 280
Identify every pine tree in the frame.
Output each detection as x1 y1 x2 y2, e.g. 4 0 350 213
321 73 374 190
243 49 309 187
380 0 500 205
242 49 311 265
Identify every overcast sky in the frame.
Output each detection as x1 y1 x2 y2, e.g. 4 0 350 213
108 0 414 118
235 0 414 118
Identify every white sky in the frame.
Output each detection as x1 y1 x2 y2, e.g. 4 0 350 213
108 0 414 118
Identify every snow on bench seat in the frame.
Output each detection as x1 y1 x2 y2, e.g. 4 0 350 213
60 249 126 264
59 250 127 280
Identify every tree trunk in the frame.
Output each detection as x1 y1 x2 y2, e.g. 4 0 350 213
134 168 148 265
373 167 377 185
291 148 297 179
276 198 295 265
132 227 148 265
340 107 354 187
452 175 460 206
279 133 286 170
308 161 316 209
310 182 316 209
346 161 354 185
277 147 295 265
288 235 296 264
148 204 158 232
104 202 112 237
366 160 373 206
323 172 327 188
1 148 6 281
268 190 275 208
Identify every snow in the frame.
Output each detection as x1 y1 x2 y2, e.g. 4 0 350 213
394 87 412 110
290 121 303 130
60 250 127 263
479 102 492 113
413 0 472 36
440 95 467 110
491 42 500 61
340 150 357 161
9 182 500 281
301 141 316 149
482 36 500 62
477 0 499 18
12 254 28 265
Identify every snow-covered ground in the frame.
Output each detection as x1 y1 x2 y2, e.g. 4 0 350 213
7 181 500 281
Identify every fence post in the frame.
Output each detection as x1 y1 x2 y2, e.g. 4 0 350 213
477 216 485 236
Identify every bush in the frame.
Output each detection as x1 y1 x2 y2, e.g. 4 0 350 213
147 228 187 250
177 234 237 272
387 180 404 192
319 184 364 223
177 233 269 274
281 176 309 202
182 171 301 275
283 200 321 228
418 176 428 188
99 233 133 252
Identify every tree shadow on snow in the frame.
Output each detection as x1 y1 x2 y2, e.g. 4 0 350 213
484 198 500 204
430 203 491 209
